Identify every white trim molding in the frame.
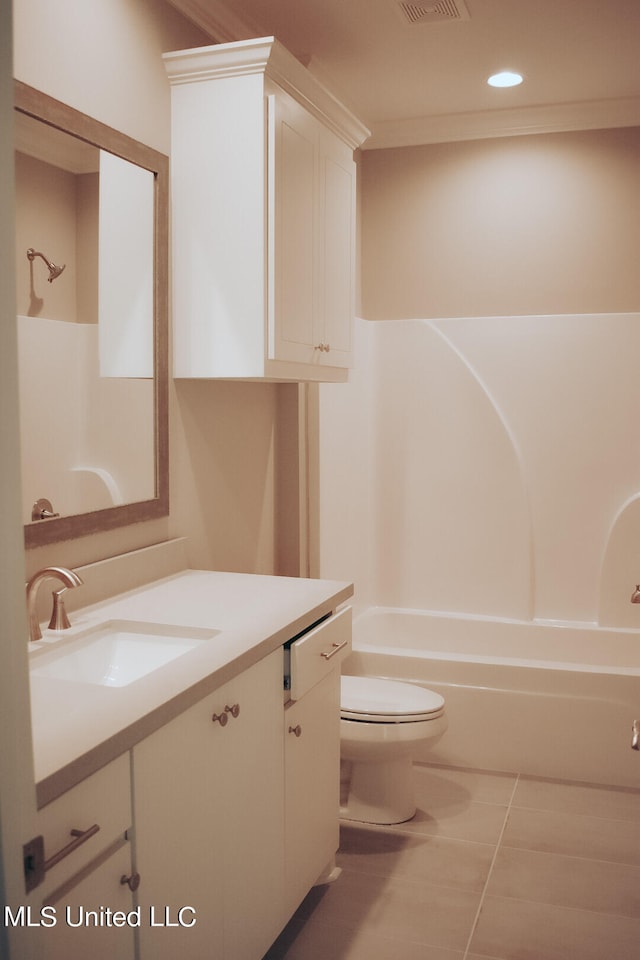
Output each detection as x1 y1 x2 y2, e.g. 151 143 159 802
360 96 640 149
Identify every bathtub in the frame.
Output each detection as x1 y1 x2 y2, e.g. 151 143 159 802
344 607 640 788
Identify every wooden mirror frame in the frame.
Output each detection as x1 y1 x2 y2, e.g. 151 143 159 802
15 81 169 548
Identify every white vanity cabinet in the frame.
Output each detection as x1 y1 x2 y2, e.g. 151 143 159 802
132 648 285 960
33 754 136 960
163 37 369 382
283 607 351 915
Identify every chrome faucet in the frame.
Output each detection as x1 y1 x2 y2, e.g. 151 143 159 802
630 585 640 603
26 566 84 642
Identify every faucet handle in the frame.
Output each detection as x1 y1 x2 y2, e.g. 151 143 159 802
47 588 72 632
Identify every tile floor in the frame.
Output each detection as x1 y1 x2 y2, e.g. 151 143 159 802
264 763 640 960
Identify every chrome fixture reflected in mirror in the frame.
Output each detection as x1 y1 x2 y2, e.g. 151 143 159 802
31 498 60 521
26 247 66 283
15 81 169 548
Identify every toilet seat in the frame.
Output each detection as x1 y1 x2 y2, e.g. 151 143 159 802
341 675 445 723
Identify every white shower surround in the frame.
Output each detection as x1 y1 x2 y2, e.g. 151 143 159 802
319 314 640 627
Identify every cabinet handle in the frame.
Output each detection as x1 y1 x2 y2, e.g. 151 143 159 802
314 342 331 353
44 824 100 873
120 872 141 892
288 725 302 738
225 703 240 718
320 638 348 661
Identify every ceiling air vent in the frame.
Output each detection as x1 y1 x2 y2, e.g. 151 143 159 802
396 0 470 25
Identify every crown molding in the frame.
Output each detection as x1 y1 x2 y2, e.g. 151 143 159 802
163 37 370 150
364 96 640 149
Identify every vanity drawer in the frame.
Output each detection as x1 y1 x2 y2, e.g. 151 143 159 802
35 753 131 897
288 607 351 700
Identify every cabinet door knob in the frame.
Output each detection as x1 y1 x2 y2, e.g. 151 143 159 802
225 703 240 719
120 872 141 892
212 711 229 726
288 724 302 738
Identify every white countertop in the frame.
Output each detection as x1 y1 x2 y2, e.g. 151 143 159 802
29 569 353 807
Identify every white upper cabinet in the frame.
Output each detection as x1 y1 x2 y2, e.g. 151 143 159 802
164 38 369 381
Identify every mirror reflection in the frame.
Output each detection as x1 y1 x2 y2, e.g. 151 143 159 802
14 83 169 547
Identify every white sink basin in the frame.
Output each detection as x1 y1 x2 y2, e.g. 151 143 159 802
30 620 219 687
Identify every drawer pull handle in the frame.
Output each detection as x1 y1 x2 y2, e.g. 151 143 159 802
120 872 141 892
288 725 302 738
320 639 348 661
225 703 240 718
44 824 100 873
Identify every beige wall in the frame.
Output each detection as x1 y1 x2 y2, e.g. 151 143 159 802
14 0 297 578
361 127 640 320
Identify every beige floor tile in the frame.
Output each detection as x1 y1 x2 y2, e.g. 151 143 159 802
487 846 640 918
415 764 518 805
292 868 480 953
267 771 640 960
470 894 640 960
502 805 640 865
264 917 466 960
513 776 640 822
338 823 494 891
398 796 509 845
465 956 505 960
465 955 504 960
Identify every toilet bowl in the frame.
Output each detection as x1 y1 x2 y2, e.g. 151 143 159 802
340 675 447 825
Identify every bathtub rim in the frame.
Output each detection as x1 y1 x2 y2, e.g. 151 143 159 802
351 604 640 676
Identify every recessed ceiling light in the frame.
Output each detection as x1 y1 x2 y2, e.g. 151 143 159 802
487 71 523 88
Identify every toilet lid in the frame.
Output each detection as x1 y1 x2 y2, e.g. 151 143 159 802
340 675 445 722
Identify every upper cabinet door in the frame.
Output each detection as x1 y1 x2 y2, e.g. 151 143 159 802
270 92 356 370
164 38 369 383
269 90 318 366
318 129 357 368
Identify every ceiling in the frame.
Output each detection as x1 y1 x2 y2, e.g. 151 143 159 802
169 0 640 148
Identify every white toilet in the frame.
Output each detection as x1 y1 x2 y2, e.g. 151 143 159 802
340 675 447 824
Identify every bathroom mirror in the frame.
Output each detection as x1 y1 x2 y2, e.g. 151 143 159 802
15 81 168 548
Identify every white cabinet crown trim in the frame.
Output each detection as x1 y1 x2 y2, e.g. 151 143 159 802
163 37 370 151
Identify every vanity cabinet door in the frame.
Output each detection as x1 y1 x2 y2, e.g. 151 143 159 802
39 840 136 960
283 670 341 916
132 693 224 960
283 607 351 915
133 649 285 960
